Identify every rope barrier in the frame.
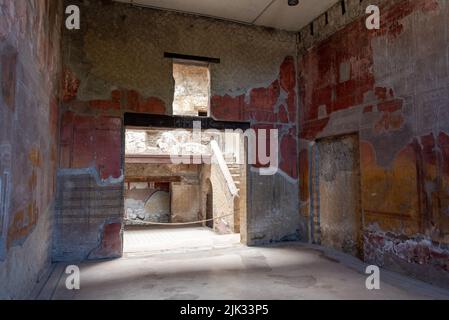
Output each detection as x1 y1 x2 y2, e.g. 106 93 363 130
126 213 235 226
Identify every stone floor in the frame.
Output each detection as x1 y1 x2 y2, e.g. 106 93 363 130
37 227 449 300
123 226 241 255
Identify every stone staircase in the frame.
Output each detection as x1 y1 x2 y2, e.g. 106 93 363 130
227 163 242 194
224 154 243 233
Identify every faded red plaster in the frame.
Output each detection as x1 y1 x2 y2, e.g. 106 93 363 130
280 56 297 121
421 0 439 12
138 97 166 114
61 85 170 183
297 0 448 284
277 105 289 123
95 118 122 180
1 0 62 261
59 112 122 180
420 134 437 165
29 148 42 168
1 50 17 110
280 129 298 179
286 91 297 121
360 140 376 166
368 0 439 41
126 90 140 110
49 96 59 138
374 112 405 133
413 132 449 242
89 223 122 259
212 56 297 126
7 148 44 248
298 0 438 139
299 150 309 201
89 98 121 110
89 90 121 111
59 111 75 168
438 133 449 178
210 57 298 179
374 87 394 101
111 89 121 101
377 99 403 113
279 56 296 93
363 105 374 113
210 94 244 121
299 18 376 125
300 118 330 140
7 203 39 249
418 132 449 183
245 80 280 123
125 89 166 114
62 67 80 102
71 115 97 169
250 80 280 112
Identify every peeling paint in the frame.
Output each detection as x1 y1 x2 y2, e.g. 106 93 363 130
298 0 449 287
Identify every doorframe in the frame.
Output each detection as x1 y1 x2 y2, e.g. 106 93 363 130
122 113 251 249
311 132 363 259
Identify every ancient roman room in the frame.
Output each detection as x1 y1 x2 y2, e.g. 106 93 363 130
1 0 449 307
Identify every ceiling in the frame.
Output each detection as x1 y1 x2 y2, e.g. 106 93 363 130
115 0 339 32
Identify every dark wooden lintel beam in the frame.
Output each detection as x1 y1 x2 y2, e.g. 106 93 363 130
164 52 220 64
125 176 182 183
124 113 250 130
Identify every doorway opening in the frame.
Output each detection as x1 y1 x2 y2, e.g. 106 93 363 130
123 126 247 254
311 133 363 259
172 60 210 117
